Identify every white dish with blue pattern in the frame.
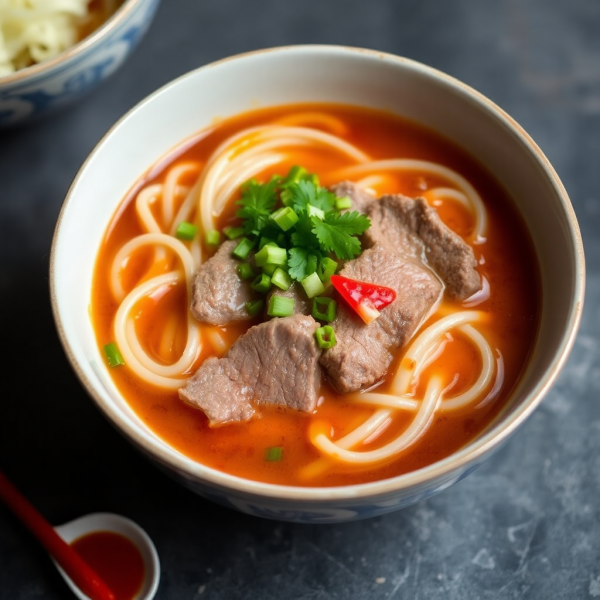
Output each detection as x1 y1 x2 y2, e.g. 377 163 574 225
0 0 160 128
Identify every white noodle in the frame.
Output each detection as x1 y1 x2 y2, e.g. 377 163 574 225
0 0 103 76
312 378 442 464
193 125 370 233
335 159 487 239
103 125 497 474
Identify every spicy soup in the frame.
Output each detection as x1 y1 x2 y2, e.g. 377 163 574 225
91 104 540 487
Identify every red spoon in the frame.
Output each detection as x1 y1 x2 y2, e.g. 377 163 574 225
0 469 115 600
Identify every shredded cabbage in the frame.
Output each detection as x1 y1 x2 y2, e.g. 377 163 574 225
0 0 96 76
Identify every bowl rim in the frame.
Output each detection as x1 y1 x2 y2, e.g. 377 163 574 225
50 44 586 502
0 0 148 86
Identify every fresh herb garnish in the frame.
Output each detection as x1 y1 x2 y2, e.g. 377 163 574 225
236 176 280 235
230 166 371 285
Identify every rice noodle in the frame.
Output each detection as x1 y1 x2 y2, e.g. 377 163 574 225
0 0 108 76
302 311 495 474
192 125 370 233
334 159 487 239
104 121 496 463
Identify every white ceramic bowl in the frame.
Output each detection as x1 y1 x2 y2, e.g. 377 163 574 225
50 46 585 523
0 0 160 128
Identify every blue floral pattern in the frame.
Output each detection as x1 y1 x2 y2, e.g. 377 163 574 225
0 0 160 127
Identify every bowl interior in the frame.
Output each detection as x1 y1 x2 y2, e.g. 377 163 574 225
51 46 583 499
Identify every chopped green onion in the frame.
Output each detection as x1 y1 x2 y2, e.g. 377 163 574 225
315 325 337 349
284 165 308 185
312 297 337 322
271 268 292 291
255 245 287 267
335 196 352 210
307 204 325 220
280 189 293 207
223 226 245 240
237 262 254 280
175 221 197 241
205 230 220 246
258 236 275 250
245 299 264 317
301 272 325 298
232 237 255 260
104 342 124 367
265 446 283 462
307 173 319 186
271 207 299 231
267 295 295 317
318 257 338 281
252 273 272 293
262 263 278 276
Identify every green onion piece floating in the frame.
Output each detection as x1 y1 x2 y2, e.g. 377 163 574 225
301 272 325 299
335 196 352 210
252 273 272 293
245 299 264 317
283 165 308 185
255 244 287 267
205 230 220 246
265 446 283 461
267 295 295 317
271 206 299 232
223 226 245 240
265 446 283 462
312 297 337 322
271 268 292 291
175 221 197 241
262 263 278 276
280 189 293 207
237 262 254 280
232 237 255 260
258 236 275 250
104 342 124 367
307 173 319 187
307 204 325 220
315 325 337 349
318 257 338 282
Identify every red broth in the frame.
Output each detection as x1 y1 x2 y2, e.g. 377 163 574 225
71 531 145 600
91 103 540 487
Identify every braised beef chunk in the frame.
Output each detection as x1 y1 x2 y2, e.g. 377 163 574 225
330 180 375 214
364 194 481 300
190 240 255 326
179 315 321 426
320 244 442 394
266 283 310 316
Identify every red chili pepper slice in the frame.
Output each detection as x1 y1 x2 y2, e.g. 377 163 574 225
330 275 397 324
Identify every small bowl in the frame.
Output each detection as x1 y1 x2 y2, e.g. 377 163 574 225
50 46 585 523
0 0 160 128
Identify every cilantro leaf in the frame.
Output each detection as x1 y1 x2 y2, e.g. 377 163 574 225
288 247 321 281
311 211 371 260
288 180 336 214
236 178 279 235
290 213 320 249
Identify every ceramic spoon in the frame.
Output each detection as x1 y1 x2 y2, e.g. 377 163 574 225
0 470 160 600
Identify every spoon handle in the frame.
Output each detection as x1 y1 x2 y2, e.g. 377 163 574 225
0 469 115 600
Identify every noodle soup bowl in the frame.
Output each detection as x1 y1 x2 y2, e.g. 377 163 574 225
0 0 160 128
51 45 585 523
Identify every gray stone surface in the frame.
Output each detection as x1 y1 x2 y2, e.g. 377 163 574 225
1 1 599 598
